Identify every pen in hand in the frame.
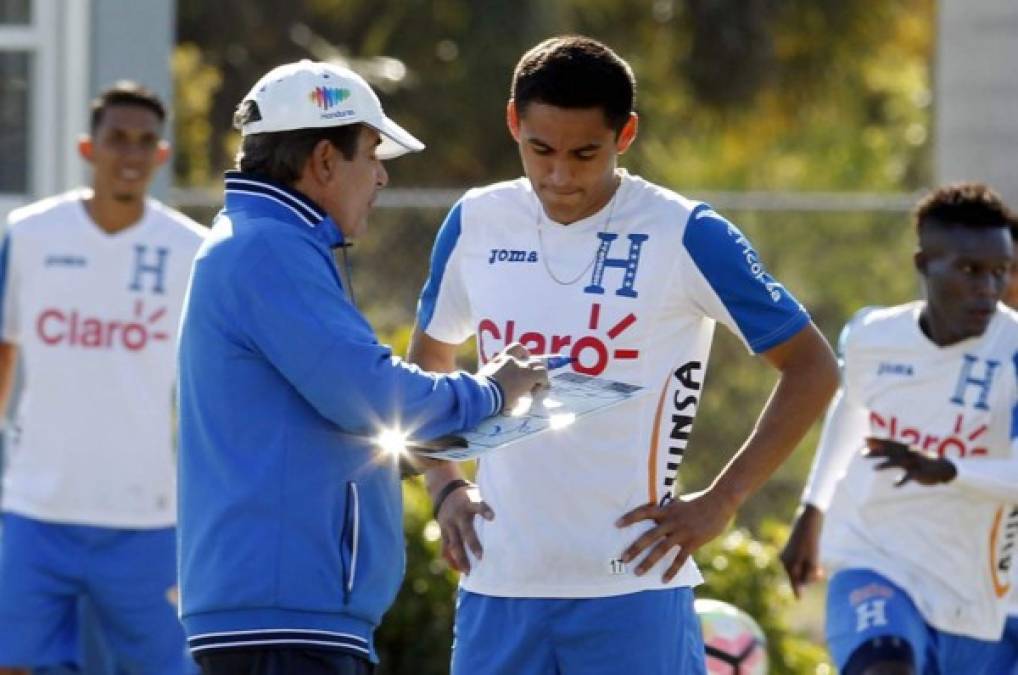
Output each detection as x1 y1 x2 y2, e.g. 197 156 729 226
531 354 575 370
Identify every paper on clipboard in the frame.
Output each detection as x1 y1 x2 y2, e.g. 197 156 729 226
410 371 649 461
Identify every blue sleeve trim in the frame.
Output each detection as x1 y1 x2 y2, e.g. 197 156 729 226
484 376 504 416
0 232 12 337
682 207 809 354
417 202 463 332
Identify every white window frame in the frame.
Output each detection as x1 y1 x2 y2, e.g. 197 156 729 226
0 0 90 220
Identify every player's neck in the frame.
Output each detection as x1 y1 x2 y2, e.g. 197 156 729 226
84 191 146 235
918 306 969 347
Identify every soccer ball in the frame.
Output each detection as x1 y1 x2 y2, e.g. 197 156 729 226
695 598 768 675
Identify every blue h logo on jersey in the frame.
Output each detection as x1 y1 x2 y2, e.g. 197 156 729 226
950 354 1000 411
129 245 169 295
584 233 648 298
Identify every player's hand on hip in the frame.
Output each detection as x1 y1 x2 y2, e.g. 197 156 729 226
434 481 493 574
863 437 957 486
779 503 824 599
478 342 550 413
615 488 735 583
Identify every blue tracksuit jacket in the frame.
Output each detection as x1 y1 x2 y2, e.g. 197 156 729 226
176 172 500 661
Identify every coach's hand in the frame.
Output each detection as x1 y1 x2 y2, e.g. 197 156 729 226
479 343 549 413
616 488 736 582
430 476 492 574
779 503 824 598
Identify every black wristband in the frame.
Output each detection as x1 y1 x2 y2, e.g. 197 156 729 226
432 479 474 519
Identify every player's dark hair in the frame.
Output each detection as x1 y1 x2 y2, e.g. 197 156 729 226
511 35 635 135
914 183 1013 234
89 81 166 132
233 100 362 185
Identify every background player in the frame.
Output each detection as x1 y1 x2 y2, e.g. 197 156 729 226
0 82 204 674
781 183 1018 674
409 36 839 674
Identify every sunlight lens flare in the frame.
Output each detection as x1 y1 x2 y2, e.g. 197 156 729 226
376 428 409 458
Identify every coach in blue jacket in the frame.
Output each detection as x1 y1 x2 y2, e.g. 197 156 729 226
176 61 546 675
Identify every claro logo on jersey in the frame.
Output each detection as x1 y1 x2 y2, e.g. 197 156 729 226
477 302 638 376
869 410 989 458
36 300 169 351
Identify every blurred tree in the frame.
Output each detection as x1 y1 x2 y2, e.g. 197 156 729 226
171 44 222 186
175 0 933 191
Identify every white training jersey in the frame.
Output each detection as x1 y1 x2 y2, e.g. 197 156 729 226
0 190 205 528
417 171 810 598
802 302 1018 640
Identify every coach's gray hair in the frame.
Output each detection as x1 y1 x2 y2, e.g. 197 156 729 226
233 102 363 184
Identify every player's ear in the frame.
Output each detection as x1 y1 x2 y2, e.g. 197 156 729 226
77 135 94 163
506 100 521 142
616 113 638 154
914 249 928 275
155 140 171 166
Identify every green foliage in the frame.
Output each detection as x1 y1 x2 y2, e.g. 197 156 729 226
375 478 459 675
171 44 223 186
694 522 832 674
176 0 933 192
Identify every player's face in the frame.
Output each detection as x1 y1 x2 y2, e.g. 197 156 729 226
80 105 168 203
509 101 636 225
918 225 1013 344
324 126 388 240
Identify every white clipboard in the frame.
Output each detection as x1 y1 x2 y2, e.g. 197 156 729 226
410 371 649 461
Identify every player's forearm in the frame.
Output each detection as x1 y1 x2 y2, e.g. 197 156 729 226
0 342 18 419
708 326 839 511
424 461 468 501
800 387 869 511
950 459 1018 502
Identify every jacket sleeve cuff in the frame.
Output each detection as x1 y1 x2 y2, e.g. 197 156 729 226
483 376 504 416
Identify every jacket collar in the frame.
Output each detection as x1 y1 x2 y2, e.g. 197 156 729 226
223 171 346 248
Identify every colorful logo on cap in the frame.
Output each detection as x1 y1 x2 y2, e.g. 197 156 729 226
310 87 350 110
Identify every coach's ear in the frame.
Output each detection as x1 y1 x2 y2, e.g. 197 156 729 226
506 99 521 142
77 135 94 164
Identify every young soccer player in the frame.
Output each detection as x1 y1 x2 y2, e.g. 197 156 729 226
410 36 839 674
781 183 1018 675
0 83 205 674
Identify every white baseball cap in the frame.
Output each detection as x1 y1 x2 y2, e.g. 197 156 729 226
237 60 425 160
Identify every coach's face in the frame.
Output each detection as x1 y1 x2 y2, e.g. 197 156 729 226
508 101 637 225
916 224 1012 345
79 105 169 203
321 126 388 240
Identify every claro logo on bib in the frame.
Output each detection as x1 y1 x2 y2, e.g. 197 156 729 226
36 300 169 351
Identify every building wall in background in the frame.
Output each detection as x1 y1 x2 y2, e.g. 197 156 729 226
90 0 174 199
936 0 1018 207
0 0 174 220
